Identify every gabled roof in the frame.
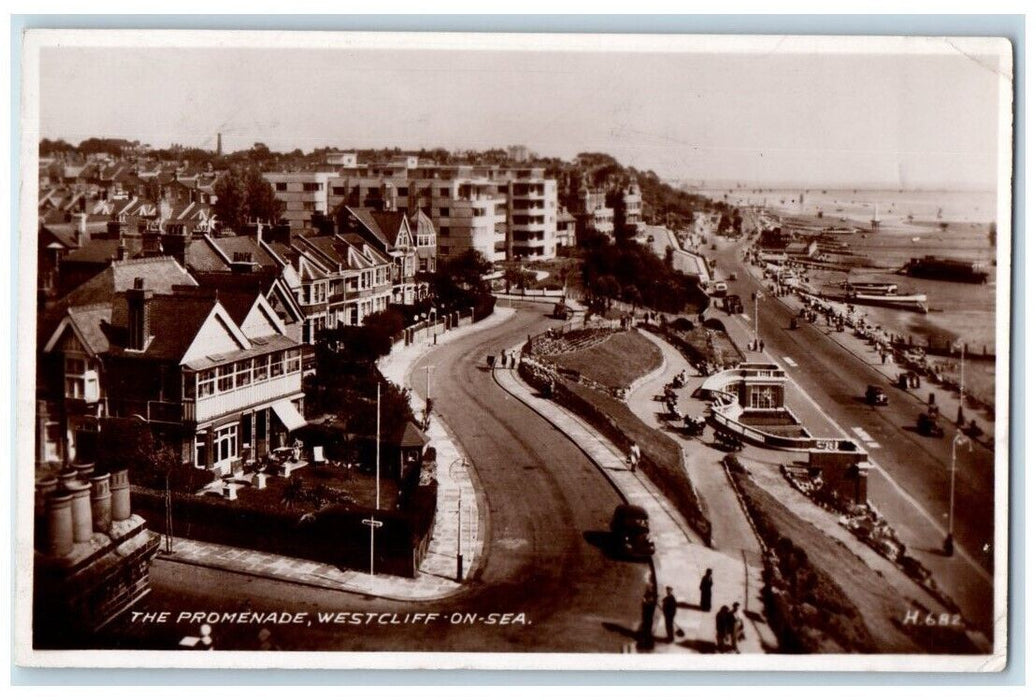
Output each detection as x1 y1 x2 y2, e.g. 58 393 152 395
409 209 436 241
367 210 411 248
207 235 279 269
110 294 220 361
43 303 114 357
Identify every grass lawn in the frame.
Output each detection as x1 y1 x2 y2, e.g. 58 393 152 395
732 470 978 654
676 325 744 366
548 330 662 389
222 465 400 515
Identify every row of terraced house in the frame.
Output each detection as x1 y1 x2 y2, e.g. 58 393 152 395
36 154 438 478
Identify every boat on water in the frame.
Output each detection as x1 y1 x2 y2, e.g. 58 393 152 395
823 281 929 313
901 255 989 284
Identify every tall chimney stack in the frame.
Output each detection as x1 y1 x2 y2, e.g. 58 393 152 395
126 277 153 350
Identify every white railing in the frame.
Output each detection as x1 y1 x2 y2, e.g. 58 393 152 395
192 372 303 424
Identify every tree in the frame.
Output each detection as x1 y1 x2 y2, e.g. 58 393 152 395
213 173 246 233
243 168 284 224
213 167 283 233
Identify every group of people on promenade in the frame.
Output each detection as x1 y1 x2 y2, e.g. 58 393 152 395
637 568 746 653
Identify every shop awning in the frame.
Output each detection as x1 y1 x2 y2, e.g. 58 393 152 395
272 400 308 432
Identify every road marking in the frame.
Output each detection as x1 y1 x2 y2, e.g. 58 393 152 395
852 426 875 443
786 377 992 584
782 356 798 367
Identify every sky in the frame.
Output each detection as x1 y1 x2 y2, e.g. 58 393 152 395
35 36 1010 190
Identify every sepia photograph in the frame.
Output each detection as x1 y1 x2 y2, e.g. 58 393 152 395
14 28 1014 671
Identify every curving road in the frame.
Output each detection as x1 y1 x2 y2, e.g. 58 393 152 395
99 304 648 653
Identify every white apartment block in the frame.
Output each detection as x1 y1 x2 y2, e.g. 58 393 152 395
262 172 331 231
266 158 559 262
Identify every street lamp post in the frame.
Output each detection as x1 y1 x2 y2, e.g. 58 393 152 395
944 430 971 556
752 291 760 351
957 339 966 426
431 307 438 345
449 458 467 582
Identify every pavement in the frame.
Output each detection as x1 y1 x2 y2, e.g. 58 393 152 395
156 308 516 602
494 350 779 655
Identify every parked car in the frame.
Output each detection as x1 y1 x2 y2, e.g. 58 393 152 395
610 504 655 560
865 384 889 406
714 281 728 296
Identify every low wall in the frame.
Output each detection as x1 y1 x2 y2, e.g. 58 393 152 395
133 481 438 578
519 360 712 546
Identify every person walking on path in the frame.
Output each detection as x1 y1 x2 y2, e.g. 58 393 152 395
729 602 745 654
628 442 641 473
661 586 678 643
715 605 731 653
638 585 657 650
699 569 713 612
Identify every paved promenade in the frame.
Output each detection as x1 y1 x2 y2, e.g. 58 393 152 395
495 354 778 654
158 309 516 602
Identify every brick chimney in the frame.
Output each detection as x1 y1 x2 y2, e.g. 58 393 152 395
161 233 187 265
125 277 153 350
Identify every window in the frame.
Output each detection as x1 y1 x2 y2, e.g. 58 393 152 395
64 356 86 399
439 187 449 197
397 187 409 196
253 357 269 382
198 369 215 398
275 182 287 191
440 226 449 237
183 372 196 399
215 424 238 463
235 360 253 387
195 435 207 467
270 351 285 378
332 186 345 196
302 182 323 192
439 207 449 216
218 364 235 392
286 348 301 373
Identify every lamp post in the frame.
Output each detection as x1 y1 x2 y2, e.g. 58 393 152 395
944 430 971 556
449 458 467 582
752 291 761 351
956 339 966 426
431 307 438 344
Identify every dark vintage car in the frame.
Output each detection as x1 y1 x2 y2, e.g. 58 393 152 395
610 504 655 560
916 412 946 438
865 384 889 406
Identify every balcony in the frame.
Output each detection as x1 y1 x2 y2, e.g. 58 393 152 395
189 372 303 425
108 398 185 425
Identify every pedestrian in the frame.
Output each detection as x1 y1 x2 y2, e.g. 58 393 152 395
638 586 657 650
730 602 745 653
699 568 713 612
759 339 765 352
715 605 731 652
628 442 641 473
661 586 678 642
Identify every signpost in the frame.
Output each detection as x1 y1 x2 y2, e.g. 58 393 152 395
365 382 383 576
